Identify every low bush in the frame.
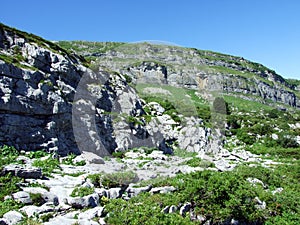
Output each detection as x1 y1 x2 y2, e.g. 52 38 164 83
104 164 300 224
70 186 95 197
32 157 61 177
88 171 138 188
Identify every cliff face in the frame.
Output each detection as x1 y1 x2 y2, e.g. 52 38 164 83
0 24 85 155
0 24 211 156
66 42 299 108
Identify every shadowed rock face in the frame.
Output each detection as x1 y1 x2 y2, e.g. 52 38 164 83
0 24 84 155
0 24 169 156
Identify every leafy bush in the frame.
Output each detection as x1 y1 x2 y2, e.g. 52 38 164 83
0 174 22 200
112 151 126 159
0 199 23 218
71 186 95 197
184 157 214 168
30 193 45 206
27 150 49 159
62 153 86 166
0 145 19 168
32 157 61 177
104 164 300 224
236 128 256 145
88 171 138 188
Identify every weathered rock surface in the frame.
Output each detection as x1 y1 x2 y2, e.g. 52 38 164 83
93 43 299 108
2 164 42 179
2 211 23 225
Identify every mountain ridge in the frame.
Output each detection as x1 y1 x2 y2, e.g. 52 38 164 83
57 41 300 109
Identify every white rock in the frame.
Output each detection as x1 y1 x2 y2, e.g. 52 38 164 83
3 211 23 225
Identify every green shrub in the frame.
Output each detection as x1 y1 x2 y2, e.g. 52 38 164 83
173 148 197 158
0 199 23 218
62 153 86 166
184 157 214 168
71 186 95 197
237 128 256 145
0 145 19 168
88 171 138 188
112 151 126 159
32 157 61 177
27 150 49 159
30 193 45 206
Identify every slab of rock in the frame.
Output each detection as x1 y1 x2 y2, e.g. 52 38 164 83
78 219 100 225
2 164 42 179
126 185 152 197
44 216 77 225
3 210 23 225
67 193 99 209
0 218 8 225
179 202 191 216
77 152 105 165
78 207 104 220
150 186 176 194
22 187 59 206
20 204 54 217
12 191 32 204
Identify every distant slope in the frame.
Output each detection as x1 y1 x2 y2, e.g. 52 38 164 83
57 41 300 109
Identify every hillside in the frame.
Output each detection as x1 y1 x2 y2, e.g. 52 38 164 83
0 24 299 225
58 41 300 109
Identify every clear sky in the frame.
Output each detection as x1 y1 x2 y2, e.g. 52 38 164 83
1 0 299 79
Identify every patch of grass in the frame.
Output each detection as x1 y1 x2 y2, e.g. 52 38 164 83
27 150 49 159
88 171 138 188
173 148 197 158
62 153 86 166
0 199 24 218
184 157 215 168
62 171 86 177
0 174 22 200
40 213 54 223
70 186 95 197
224 95 273 112
0 145 19 169
30 193 45 206
32 157 61 177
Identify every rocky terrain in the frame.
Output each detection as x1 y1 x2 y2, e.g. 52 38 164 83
0 23 300 224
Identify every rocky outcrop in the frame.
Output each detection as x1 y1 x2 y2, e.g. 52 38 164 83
0 24 212 156
0 24 84 155
92 43 299 108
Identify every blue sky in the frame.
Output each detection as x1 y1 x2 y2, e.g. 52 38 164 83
1 0 299 79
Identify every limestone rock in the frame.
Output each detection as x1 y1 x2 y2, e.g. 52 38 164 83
67 193 99 209
150 186 176 194
3 211 23 225
78 207 105 220
2 164 42 179
22 187 59 205
179 202 191 216
12 191 32 204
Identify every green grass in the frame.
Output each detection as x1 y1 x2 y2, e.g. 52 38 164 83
136 83 210 120
172 148 197 158
62 153 86 166
88 171 138 188
32 157 61 177
224 95 273 112
70 186 95 197
184 157 215 168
